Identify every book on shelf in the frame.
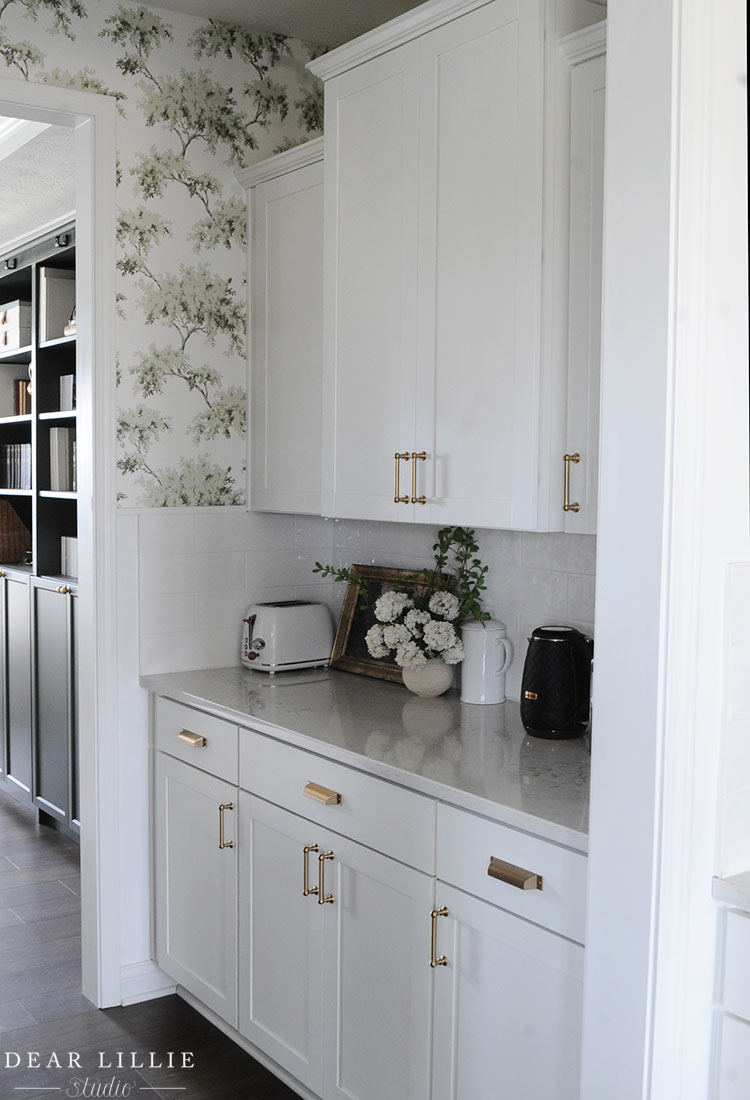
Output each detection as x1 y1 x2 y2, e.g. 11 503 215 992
49 427 76 492
0 443 32 489
13 378 31 416
59 374 76 411
60 536 78 578
39 267 76 343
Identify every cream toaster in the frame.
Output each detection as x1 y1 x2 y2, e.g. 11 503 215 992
241 600 334 673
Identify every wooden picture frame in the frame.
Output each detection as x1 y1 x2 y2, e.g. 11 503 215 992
330 564 421 683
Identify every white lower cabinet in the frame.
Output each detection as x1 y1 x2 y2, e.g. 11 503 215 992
154 751 238 1028
431 883 584 1100
238 791 434 1100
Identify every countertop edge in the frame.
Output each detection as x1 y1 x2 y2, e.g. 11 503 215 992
141 672 589 855
713 872 750 914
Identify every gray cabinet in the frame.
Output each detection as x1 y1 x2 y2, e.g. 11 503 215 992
0 569 32 802
31 577 78 833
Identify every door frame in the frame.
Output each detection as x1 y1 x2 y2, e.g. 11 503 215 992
0 76 120 1006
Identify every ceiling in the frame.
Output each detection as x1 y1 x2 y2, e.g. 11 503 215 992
147 0 426 46
0 124 75 254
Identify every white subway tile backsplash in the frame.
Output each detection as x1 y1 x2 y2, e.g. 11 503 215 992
140 627 239 675
139 511 196 555
140 551 246 595
567 572 597 621
194 510 294 552
140 592 196 636
294 514 337 549
521 531 597 574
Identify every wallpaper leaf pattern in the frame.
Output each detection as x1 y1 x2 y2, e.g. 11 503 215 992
0 0 323 505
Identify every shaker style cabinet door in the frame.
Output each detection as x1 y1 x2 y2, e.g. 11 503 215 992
431 882 585 1100
563 41 606 534
0 571 32 801
155 752 238 1027
247 142 325 515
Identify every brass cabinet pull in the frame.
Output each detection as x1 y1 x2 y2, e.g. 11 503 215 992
563 453 581 513
430 906 448 967
57 585 72 595
218 803 234 849
303 844 319 897
178 729 206 748
410 451 427 504
394 451 410 503
488 856 543 891
303 781 341 806
317 850 335 904
0 571 5 579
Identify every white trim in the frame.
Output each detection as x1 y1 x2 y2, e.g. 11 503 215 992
236 137 324 190
120 961 176 1006
307 0 497 79
559 19 607 64
0 77 120 1008
0 209 76 257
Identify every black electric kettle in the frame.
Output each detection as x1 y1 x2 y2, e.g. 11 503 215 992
520 626 593 738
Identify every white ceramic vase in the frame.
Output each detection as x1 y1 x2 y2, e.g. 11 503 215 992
401 658 454 698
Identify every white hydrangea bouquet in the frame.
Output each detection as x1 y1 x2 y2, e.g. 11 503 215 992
365 588 465 669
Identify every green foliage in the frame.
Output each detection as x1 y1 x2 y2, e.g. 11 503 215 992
188 21 288 75
1 0 85 38
189 197 247 251
116 206 172 277
245 76 289 128
295 83 323 134
131 148 220 204
314 527 490 623
100 4 172 77
137 457 243 506
0 30 42 76
138 263 245 355
189 385 246 441
116 404 171 455
42 66 126 110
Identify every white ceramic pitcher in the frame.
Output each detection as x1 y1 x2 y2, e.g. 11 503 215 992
460 619 513 704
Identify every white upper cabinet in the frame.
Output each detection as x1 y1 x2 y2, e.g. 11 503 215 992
310 0 605 530
239 139 324 514
561 22 606 534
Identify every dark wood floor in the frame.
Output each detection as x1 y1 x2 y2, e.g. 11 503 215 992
0 791 300 1099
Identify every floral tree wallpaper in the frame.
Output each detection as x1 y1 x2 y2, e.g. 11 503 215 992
0 0 323 504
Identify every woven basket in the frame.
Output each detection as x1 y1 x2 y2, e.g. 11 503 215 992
0 500 31 564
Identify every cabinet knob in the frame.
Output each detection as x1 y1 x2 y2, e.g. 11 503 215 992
487 856 543 891
56 585 72 595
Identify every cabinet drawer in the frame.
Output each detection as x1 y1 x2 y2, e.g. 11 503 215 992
436 803 587 942
239 729 435 873
155 697 238 784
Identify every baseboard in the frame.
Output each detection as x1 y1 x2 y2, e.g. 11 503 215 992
120 960 177 1005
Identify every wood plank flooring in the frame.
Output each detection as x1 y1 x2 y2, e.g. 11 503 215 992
0 791 300 1099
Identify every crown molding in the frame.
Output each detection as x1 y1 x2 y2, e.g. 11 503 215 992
559 19 607 64
236 136 324 190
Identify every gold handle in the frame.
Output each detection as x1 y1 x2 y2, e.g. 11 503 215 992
303 781 341 806
303 844 319 897
563 453 581 513
318 850 335 904
218 803 234 850
488 856 543 891
430 906 448 967
57 585 72 595
178 729 206 748
410 452 427 504
0 571 5 579
394 452 410 503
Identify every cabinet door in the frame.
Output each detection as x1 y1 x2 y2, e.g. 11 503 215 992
155 753 238 1027
321 829 434 1100
564 51 605 534
238 793 325 1096
1 571 32 801
322 45 421 522
432 883 584 1100
416 0 545 530
251 156 324 515
31 581 75 823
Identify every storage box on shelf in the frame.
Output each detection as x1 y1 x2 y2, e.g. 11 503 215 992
0 223 79 837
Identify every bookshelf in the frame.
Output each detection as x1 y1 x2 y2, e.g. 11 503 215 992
0 222 79 837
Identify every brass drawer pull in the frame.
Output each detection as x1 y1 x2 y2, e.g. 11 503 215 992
303 844 319 897
410 451 427 504
563 452 581 513
394 451 410 503
430 906 448 967
218 803 234 849
178 729 206 748
57 585 72 595
303 781 341 806
488 856 543 891
318 850 335 904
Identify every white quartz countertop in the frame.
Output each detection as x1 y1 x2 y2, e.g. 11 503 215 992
141 666 590 853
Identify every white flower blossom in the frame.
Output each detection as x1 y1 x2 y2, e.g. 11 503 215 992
429 591 460 621
374 590 414 623
396 640 428 669
441 641 465 665
383 623 411 648
404 608 431 636
365 624 389 658
423 619 459 653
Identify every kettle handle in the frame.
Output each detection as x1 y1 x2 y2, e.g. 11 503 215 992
494 636 513 675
